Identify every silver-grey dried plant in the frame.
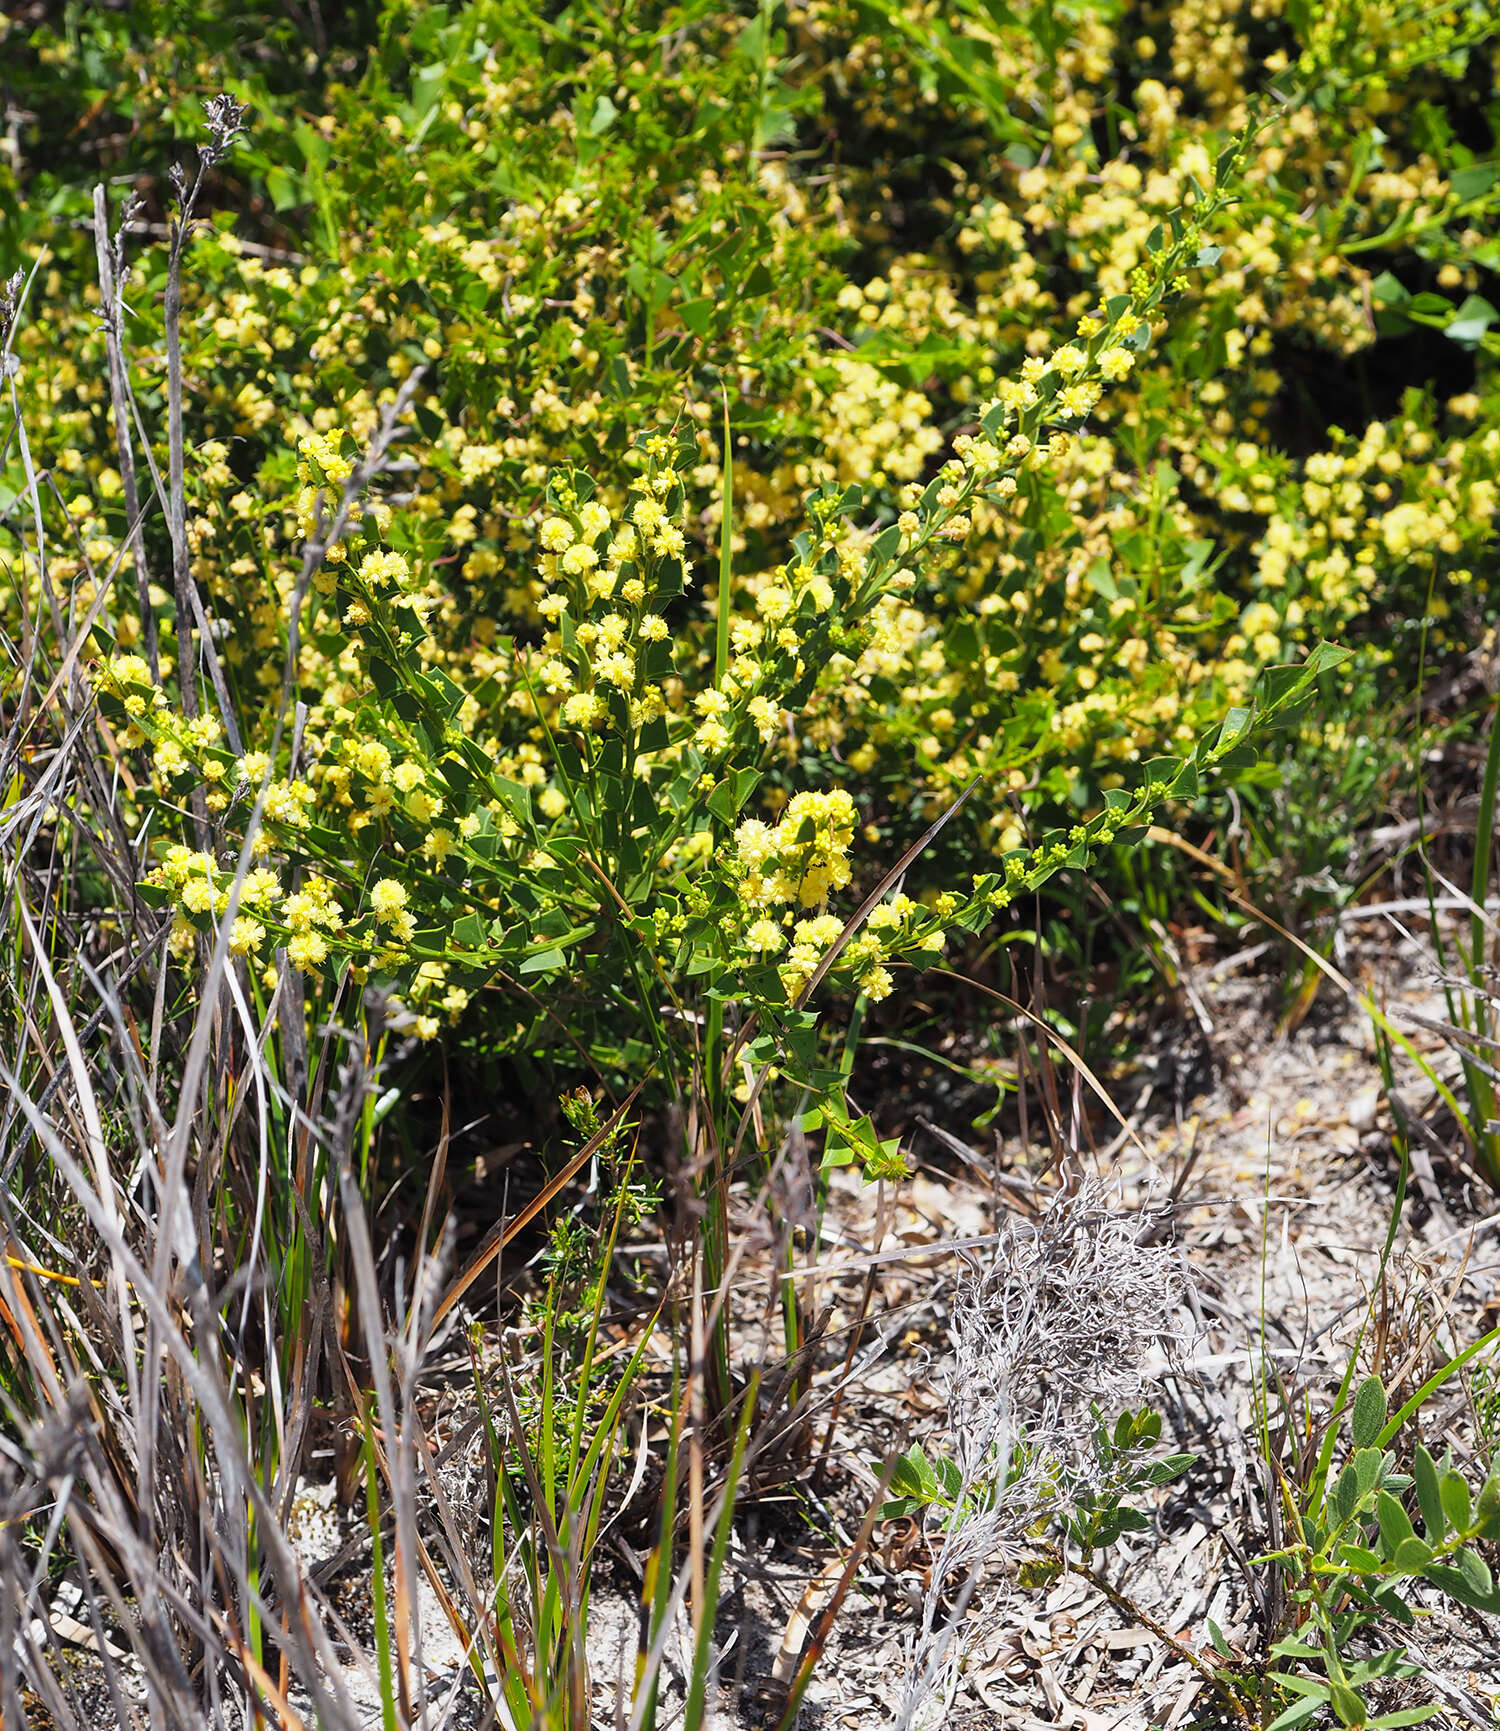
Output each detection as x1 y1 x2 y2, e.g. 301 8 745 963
893 1177 1196 1730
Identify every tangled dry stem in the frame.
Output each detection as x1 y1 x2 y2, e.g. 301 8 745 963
894 1177 1196 1729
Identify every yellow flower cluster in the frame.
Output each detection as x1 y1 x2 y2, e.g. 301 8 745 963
729 793 944 1002
735 790 859 911
7 0 1497 1113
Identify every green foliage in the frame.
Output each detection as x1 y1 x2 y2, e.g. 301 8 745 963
6 3 1500 1726
1258 1373 1500 1729
2 4 1500 1728
1061 1408 1198 1559
6 0 1500 965
1 0 1499 1678
876 1405 1195 1560
45 79 1349 1189
467 1187 663 1728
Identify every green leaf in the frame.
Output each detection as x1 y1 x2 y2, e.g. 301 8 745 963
1216 705 1252 751
1392 1535 1433 1571
1451 163 1498 202
1477 1471 1500 1534
410 60 448 119
1140 755 1180 794
876 1494 925 1520
1453 1545 1493 1598
1353 1448 1384 1500
1333 1461 1361 1525
1446 294 1497 347
706 781 742 826
743 260 774 297
1334 1541 1385 1574
1375 1489 1415 1559
1330 1682 1368 1725
1439 1469 1471 1534
1146 1451 1197 1486
885 1445 951 1508
452 911 487 951
1399 291 1448 323
935 1456 963 1499
1266 1691 1330 1731
265 164 301 212
518 946 566 975
889 1446 931 1494
1270 1637 1324 1660
1423 1549 1499 1613
1370 270 1411 307
1301 640 1354 677
1351 1376 1388 1449
1255 662 1311 718
1411 1446 1444 1542
1214 742 1259 773
678 298 714 337
1371 1584 1416 1627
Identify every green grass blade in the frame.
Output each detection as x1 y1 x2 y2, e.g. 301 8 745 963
683 1370 759 1731
636 1356 684 1731
361 1402 398 1731
1378 1325 1500 1448
1470 696 1500 975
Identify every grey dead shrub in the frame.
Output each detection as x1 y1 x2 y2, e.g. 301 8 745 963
893 1177 1196 1730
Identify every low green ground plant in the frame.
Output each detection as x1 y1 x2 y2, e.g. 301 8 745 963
1256 1372 1500 1730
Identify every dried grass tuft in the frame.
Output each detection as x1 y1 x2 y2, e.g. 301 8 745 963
894 1178 1195 1729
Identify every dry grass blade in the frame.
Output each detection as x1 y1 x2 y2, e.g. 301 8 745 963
926 965 1149 1159
429 1078 645 1331
770 1457 897 1731
91 182 157 679
1 1057 363 1731
1148 823 1476 1141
